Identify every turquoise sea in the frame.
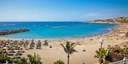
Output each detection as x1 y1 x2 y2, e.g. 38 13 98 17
0 22 116 39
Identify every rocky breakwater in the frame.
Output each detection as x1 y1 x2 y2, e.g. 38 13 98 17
0 28 30 35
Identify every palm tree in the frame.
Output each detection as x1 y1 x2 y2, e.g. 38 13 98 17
27 53 42 64
53 59 64 64
60 41 77 64
20 57 28 64
94 48 108 64
95 48 108 58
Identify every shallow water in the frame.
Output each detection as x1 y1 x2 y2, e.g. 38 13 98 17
0 22 116 39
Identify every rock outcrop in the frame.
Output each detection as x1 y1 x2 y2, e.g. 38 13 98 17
0 28 30 35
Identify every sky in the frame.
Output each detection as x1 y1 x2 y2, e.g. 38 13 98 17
0 0 128 21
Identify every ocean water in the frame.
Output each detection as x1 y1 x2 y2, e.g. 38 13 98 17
0 22 116 39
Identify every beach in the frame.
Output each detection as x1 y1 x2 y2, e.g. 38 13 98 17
0 23 128 64
0 0 128 63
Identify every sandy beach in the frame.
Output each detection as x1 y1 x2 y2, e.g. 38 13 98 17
0 23 128 64
0 0 128 63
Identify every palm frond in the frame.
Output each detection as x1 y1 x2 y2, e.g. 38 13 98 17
60 44 68 53
61 41 77 55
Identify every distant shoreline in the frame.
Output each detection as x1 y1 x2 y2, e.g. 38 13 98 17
89 16 128 24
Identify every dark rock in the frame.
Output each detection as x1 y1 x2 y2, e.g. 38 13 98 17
0 28 30 35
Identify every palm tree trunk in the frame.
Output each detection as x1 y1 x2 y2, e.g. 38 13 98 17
67 54 70 64
99 43 103 63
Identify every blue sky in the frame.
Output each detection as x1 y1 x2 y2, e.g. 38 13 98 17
0 0 128 21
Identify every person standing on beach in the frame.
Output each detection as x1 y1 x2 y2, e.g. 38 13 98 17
123 57 127 64
107 45 111 54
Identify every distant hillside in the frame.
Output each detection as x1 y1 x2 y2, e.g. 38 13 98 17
90 16 128 24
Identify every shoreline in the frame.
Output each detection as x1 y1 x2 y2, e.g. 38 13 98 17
0 23 117 40
0 22 117 40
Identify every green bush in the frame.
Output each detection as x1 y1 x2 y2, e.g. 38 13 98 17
108 45 128 61
94 48 108 58
53 60 64 64
95 45 128 62
27 53 42 64
14 58 21 64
